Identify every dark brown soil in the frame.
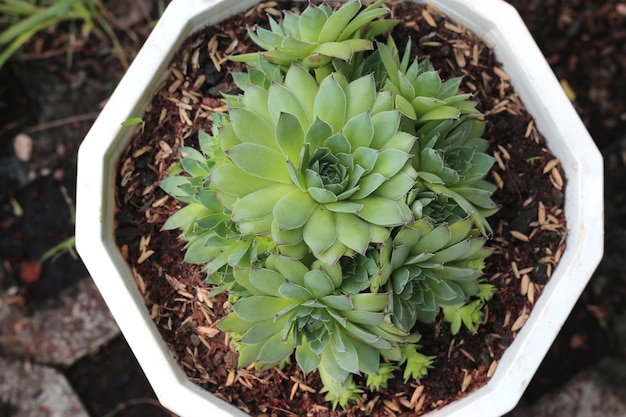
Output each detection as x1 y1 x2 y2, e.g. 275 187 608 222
0 0 623 416
113 2 566 416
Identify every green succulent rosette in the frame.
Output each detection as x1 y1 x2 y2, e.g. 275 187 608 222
375 39 480 125
336 215 493 334
380 216 494 332
159 132 271 288
218 254 430 408
210 64 418 264
232 0 397 76
410 117 499 233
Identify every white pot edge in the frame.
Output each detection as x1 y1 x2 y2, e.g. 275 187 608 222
76 1 604 416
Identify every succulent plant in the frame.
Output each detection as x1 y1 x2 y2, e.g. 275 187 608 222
410 117 499 233
159 132 270 289
217 254 429 407
375 39 480 126
443 282 496 334
232 0 397 80
348 215 493 332
160 0 500 409
210 63 418 264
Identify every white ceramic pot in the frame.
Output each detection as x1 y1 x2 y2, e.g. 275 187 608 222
76 1 604 416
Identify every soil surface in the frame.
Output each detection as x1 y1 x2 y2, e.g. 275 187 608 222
0 0 623 416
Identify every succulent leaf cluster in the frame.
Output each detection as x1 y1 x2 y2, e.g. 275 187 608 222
161 0 498 408
232 0 398 80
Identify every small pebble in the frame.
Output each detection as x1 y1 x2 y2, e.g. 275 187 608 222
13 134 33 162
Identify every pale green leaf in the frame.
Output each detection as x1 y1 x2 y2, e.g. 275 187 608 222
234 296 294 322
257 331 295 365
374 171 415 200
312 41 354 61
304 268 336 298
335 212 371 254
285 64 318 116
358 196 412 226
243 84 272 123
296 342 321 375
321 294 353 311
350 173 386 199
279 281 312 299
276 113 305 168
240 317 286 344
332 332 360 374
350 293 389 312
317 0 360 43
303 206 337 254
414 223 451 254
299 5 327 42
370 111 401 149
344 74 376 120
231 184 292 222
230 108 278 150
314 75 346 133
416 106 461 124
273 188 318 230
372 149 410 178
269 82 310 126
249 268 286 297
228 143 291 183
343 112 374 149
210 164 274 198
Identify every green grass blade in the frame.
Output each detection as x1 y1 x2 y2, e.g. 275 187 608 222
0 0 78 45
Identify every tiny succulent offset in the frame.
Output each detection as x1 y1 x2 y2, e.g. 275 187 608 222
160 0 498 408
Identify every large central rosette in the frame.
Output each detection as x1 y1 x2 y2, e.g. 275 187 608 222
210 64 417 264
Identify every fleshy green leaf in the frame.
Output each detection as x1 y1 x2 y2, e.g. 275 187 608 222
314 75 346 133
304 268 336 298
233 296 294 322
230 108 278 150
318 0 360 43
343 112 374 149
372 149 410 178
276 112 305 166
371 111 401 149
321 294 353 311
228 143 291 183
303 206 337 254
358 196 411 226
296 342 321 375
161 203 205 231
249 268 286 297
285 64 318 116
350 293 389 312
335 212 371 254
332 332 360 374
416 106 461 124
345 75 376 119
257 331 295 364
210 164 274 198
231 184 292 222
274 188 318 230
240 317 286 344
299 5 327 42
269 82 310 126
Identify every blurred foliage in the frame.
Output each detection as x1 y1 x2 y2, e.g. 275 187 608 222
0 0 150 69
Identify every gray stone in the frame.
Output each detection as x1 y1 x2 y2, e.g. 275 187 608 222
0 356 89 417
0 278 119 365
506 356 626 417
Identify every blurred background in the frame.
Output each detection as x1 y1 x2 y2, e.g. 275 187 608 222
0 1 624 416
